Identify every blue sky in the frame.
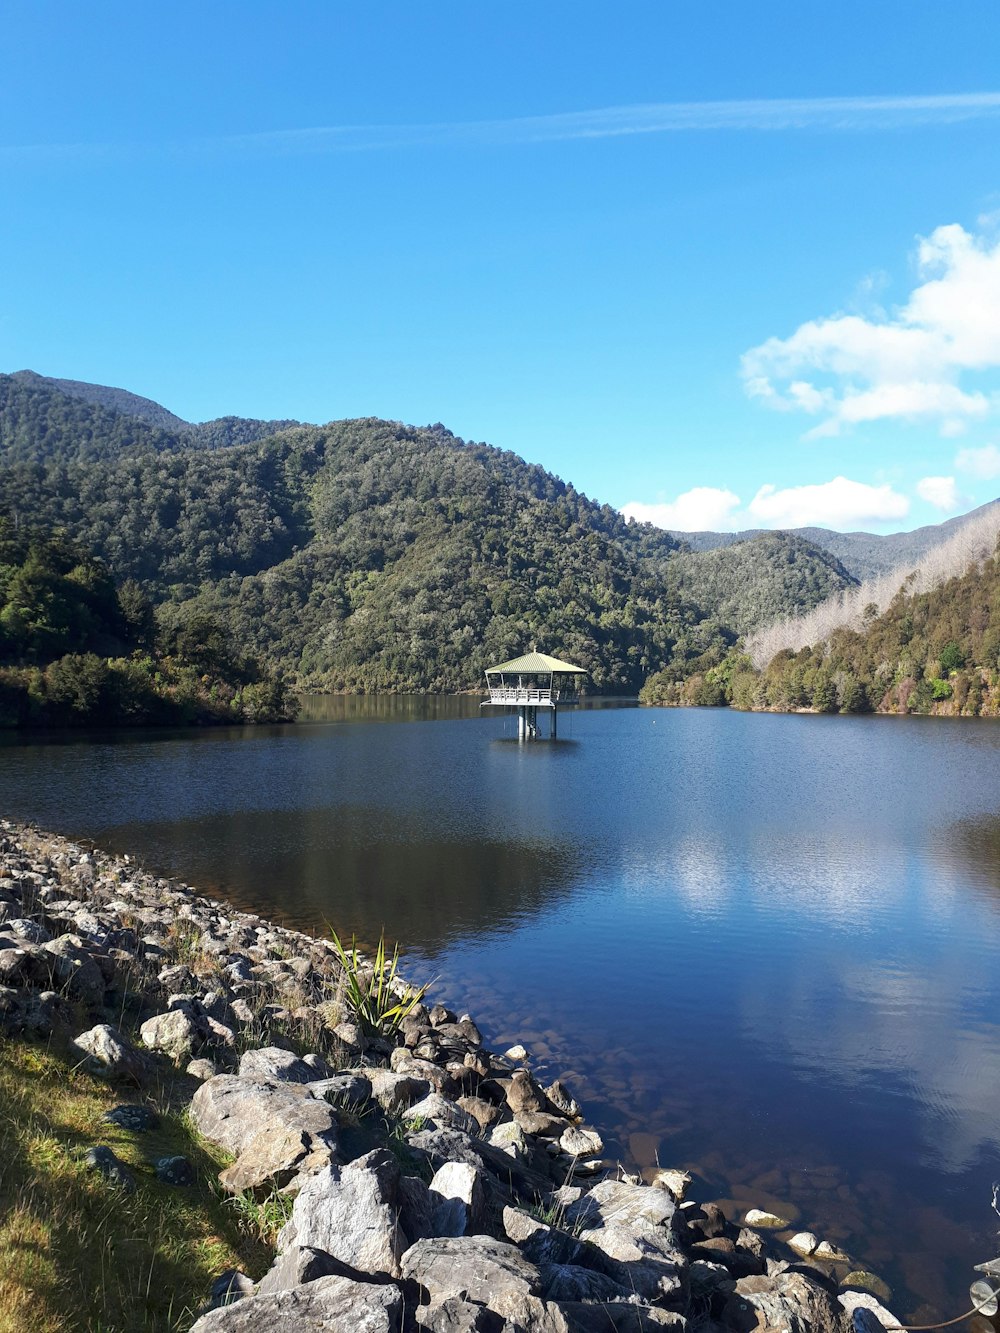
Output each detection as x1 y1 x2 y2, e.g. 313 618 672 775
3 2 1000 532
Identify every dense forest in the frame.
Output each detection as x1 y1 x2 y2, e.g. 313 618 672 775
0 518 291 727
3 369 972 704
641 537 1000 716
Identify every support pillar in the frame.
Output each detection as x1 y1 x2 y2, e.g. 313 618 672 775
551 706 558 740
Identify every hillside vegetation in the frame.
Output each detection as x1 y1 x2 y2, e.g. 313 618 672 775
0 519 291 727
643 526 1000 716
1 370 966 701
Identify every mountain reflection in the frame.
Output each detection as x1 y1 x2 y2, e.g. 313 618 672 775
102 805 586 955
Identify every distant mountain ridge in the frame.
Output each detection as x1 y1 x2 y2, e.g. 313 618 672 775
9 369 299 452
670 499 1000 582
1 368 991 695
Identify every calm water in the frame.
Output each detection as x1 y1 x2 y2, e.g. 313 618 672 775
3 700 1000 1318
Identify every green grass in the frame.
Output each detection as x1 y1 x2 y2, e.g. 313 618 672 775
0 1036 273 1333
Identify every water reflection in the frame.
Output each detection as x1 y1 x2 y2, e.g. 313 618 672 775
3 703 1000 1317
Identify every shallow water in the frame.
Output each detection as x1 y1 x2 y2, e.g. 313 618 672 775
3 700 1000 1318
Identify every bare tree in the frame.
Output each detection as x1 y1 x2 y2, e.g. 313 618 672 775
746 507 1000 669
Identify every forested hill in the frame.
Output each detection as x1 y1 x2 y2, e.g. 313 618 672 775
0 371 866 694
670 499 1000 582
643 533 1000 717
6 370 299 454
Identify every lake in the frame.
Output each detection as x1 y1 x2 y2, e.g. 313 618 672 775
3 699 1000 1319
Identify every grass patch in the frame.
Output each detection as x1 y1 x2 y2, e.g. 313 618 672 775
0 1035 272 1332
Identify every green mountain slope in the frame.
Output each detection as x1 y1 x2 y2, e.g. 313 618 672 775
0 371 870 695
664 531 857 636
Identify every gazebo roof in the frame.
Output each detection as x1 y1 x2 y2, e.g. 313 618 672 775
485 651 588 676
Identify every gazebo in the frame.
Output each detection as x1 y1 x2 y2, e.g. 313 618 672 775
481 650 588 740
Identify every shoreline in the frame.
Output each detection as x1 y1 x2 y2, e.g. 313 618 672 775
0 817 904 1332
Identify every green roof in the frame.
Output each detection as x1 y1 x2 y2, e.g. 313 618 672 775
485 651 588 676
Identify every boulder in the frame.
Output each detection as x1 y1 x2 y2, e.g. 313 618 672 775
558 1126 603 1157
83 1145 135 1193
505 1070 546 1116
564 1179 676 1233
790 1231 820 1257
369 1068 431 1114
255 1245 345 1296
70 1025 154 1084
103 1104 158 1132
544 1080 581 1119
456 1096 500 1132
538 1262 636 1303
839 1290 901 1329
652 1169 692 1202
502 1208 583 1266
549 1304 683 1331
406 1093 478 1135
190 1075 339 1159
218 1123 316 1195
744 1207 791 1229
400 1235 541 1307
41 935 106 1004
428 1161 489 1237
278 1149 407 1278
140 1006 201 1061
188 1274 403 1331
725 1271 849 1333
156 1155 195 1186
237 1047 316 1084
579 1223 686 1303
842 1272 894 1305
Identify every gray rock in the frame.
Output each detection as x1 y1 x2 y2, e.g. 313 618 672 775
369 1068 430 1113
156 1155 196 1186
505 1070 546 1115
311 1072 373 1106
83 1145 136 1193
456 1095 501 1131
839 1291 900 1330
70 1025 154 1084
725 1271 848 1333
278 1149 407 1278
238 1047 316 1084
564 1179 676 1233
5 918 50 943
558 1126 604 1157
538 1262 636 1303
218 1123 316 1194
190 1075 339 1158
400 1235 541 1306
580 1224 686 1303
103 1104 158 1132
502 1208 584 1267
553 1303 684 1331
404 1092 476 1135
207 1270 255 1310
414 1295 500 1332
41 935 107 1004
187 1057 218 1081
255 1244 344 1296
398 1173 435 1243
140 1006 201 1061
189 1274 403 1331
544 1080 581 1119
429 1161 489 1237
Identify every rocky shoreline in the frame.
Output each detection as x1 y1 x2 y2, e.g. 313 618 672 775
0 819 902 1333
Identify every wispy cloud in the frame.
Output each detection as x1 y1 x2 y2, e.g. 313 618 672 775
6 91 1000 165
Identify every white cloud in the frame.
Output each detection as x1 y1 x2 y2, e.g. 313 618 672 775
622 488 742 532
917 475 962 511
955 443 1000 479
747 476 910 529
623 476 912 532
742 223 1000 436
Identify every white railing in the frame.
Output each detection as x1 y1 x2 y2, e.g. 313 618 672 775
486 686 559 704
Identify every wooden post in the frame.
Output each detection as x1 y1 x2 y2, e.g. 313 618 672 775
552 706 557 740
